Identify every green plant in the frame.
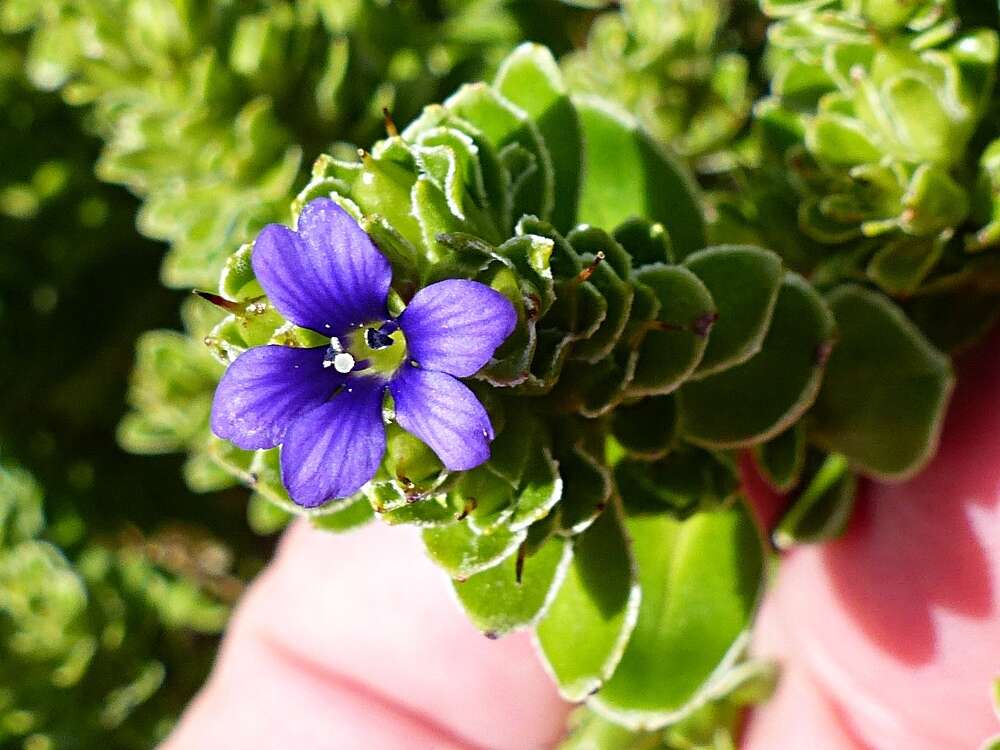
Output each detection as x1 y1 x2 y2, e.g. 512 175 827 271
716 0 1000 355
8 1 1000 744
2 0 578 288
0 463 235 749
562 0 757 171
198 42 963 730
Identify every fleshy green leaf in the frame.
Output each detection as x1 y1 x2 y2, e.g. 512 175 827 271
247 493 292 535
494 43 580 233
250 449 369 520
866 235 945 296
567 229 635 364
808 113 882 167
508 440 563 531
616 447 739 519
611 396 678 459
458 465 517 534
575 98 706 258
811 284 954 479
899 164 969 236
558 708 658 750
590 502 764 729
752 423 807 493
613 218 674 268
683 246 784 378
383 426 446 496
861 0 920 30
628 264 716 396
877 74 955 166
662 659 779 749
558 444 613 534
423 521 526 579
445 82 554 225
774 453 856 548
536 501 639 700
452 535 571 637
310 495 375 533
378 495 458 527
219 243 260 300
678 273 836 448
904 274 1000 355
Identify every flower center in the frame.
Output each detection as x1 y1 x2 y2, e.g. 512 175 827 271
323 321 406 377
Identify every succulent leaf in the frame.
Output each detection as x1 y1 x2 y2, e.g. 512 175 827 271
536 500 640 701
678 272 836 448
810 284 954 479
773 452 857 548
451 534 571 637
589 502 765 728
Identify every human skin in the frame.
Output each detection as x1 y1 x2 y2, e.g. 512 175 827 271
160 519 572 750
164 332 1000 750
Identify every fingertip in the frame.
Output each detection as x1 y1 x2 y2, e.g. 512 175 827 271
742 595 865 750
164 520 570 750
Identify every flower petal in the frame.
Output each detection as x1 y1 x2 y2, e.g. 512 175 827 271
280 376 387 507
390 365 493 471
252 198 391 334
211 346 341 450
398 279 517 377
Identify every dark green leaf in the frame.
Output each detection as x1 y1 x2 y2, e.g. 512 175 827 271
774 453 857 548
628 264 715 396
568 254 633 363
611 396 678 459
678 273 836 448
613 218 675 268
558 444 613 534
616 447 739 519
810 284 954 479
684 246 783 378
752 423 806 493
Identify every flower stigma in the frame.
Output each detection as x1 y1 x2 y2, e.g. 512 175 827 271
322 321 407 376
322 336 354 372
331 352 356 373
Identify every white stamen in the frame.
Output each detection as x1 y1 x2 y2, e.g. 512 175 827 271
333 352 356 373
329 336 343 352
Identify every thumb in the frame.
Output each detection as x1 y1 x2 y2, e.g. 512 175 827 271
745 329 1000 749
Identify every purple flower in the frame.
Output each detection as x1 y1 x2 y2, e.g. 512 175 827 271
210 198 517 507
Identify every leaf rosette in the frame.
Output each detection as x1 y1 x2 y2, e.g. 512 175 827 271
196 40 961 727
